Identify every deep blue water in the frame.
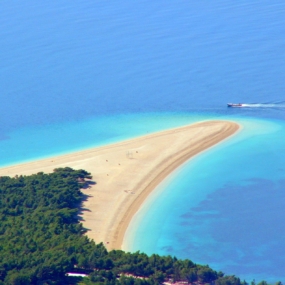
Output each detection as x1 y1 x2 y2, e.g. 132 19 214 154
1 1 285 282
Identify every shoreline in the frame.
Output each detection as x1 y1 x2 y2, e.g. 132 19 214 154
113 120 240 249
0 120 240 250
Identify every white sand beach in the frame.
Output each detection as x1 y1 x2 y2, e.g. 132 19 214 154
0 120 239 250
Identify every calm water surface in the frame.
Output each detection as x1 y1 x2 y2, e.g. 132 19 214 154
1 1 285 282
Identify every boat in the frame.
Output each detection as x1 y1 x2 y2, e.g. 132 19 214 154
227 103 243 107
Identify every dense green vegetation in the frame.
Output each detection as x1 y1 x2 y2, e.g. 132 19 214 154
0 167 98 284
0 168 279 285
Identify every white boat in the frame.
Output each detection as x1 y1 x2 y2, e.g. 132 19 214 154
227 103 243 107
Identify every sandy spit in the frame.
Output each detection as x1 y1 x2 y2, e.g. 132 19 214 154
0 120 239 250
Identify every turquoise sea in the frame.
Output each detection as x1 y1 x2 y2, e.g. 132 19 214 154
1 1 285 282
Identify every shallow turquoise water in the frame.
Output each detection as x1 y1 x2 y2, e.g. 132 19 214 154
0 112 212 166
1 0 285 282
124 118 285 282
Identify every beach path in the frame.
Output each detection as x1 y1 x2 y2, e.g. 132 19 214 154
0 120 239 250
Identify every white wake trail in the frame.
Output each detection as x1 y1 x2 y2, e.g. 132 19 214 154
242 103 285 108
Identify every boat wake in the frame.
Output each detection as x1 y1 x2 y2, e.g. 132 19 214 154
242 103 285 108
228 102 285 108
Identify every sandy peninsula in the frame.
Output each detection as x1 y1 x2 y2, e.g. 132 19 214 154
0 120 239 250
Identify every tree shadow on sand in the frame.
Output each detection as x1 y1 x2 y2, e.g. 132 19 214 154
77 179 96 232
